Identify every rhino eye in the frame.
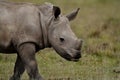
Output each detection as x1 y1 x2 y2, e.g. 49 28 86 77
60 38 65 42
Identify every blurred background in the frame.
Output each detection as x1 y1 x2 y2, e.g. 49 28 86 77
0 0 120 80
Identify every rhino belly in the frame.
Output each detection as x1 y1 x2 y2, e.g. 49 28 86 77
0 27 16 53
0 37 16 53
0 41 16 53
0 44 17 53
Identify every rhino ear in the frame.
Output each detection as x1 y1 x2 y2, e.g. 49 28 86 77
53 6 61 19
66 8 80 21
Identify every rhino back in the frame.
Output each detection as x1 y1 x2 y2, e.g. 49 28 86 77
0 2 42 53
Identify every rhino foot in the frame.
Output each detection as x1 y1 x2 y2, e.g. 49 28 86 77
9 76 20 80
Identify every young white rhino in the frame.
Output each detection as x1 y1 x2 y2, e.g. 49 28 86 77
0 1 82 80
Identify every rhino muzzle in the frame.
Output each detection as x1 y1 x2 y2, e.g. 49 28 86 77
61 49 81 62
70 50 81 62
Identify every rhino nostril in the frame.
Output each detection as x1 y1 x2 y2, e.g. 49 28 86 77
74 53 81 59
80 39 83 44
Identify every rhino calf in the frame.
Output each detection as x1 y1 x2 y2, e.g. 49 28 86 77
0 1 82 80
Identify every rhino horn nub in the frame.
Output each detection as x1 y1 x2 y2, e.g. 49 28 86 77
76 39 83 50
66 8 80 21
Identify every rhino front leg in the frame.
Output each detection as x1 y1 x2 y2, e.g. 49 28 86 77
10 55 25 80
17 43 43 80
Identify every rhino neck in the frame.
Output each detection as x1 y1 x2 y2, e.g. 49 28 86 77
38 3 54 48
39 13 51 48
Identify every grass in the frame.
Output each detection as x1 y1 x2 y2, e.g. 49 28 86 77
0 0 120 80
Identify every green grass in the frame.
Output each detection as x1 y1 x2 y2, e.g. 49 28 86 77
0 0 120 80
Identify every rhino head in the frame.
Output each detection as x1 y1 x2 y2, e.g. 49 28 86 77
48 6 82 62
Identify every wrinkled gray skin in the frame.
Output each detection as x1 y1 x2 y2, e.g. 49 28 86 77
0 1 82 80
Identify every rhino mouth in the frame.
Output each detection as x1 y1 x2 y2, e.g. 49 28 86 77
64 55 80 62
61 50 81 62
53 46 81 62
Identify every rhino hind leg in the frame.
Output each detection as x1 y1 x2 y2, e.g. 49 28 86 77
10 55 25 80
16 43 43 80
